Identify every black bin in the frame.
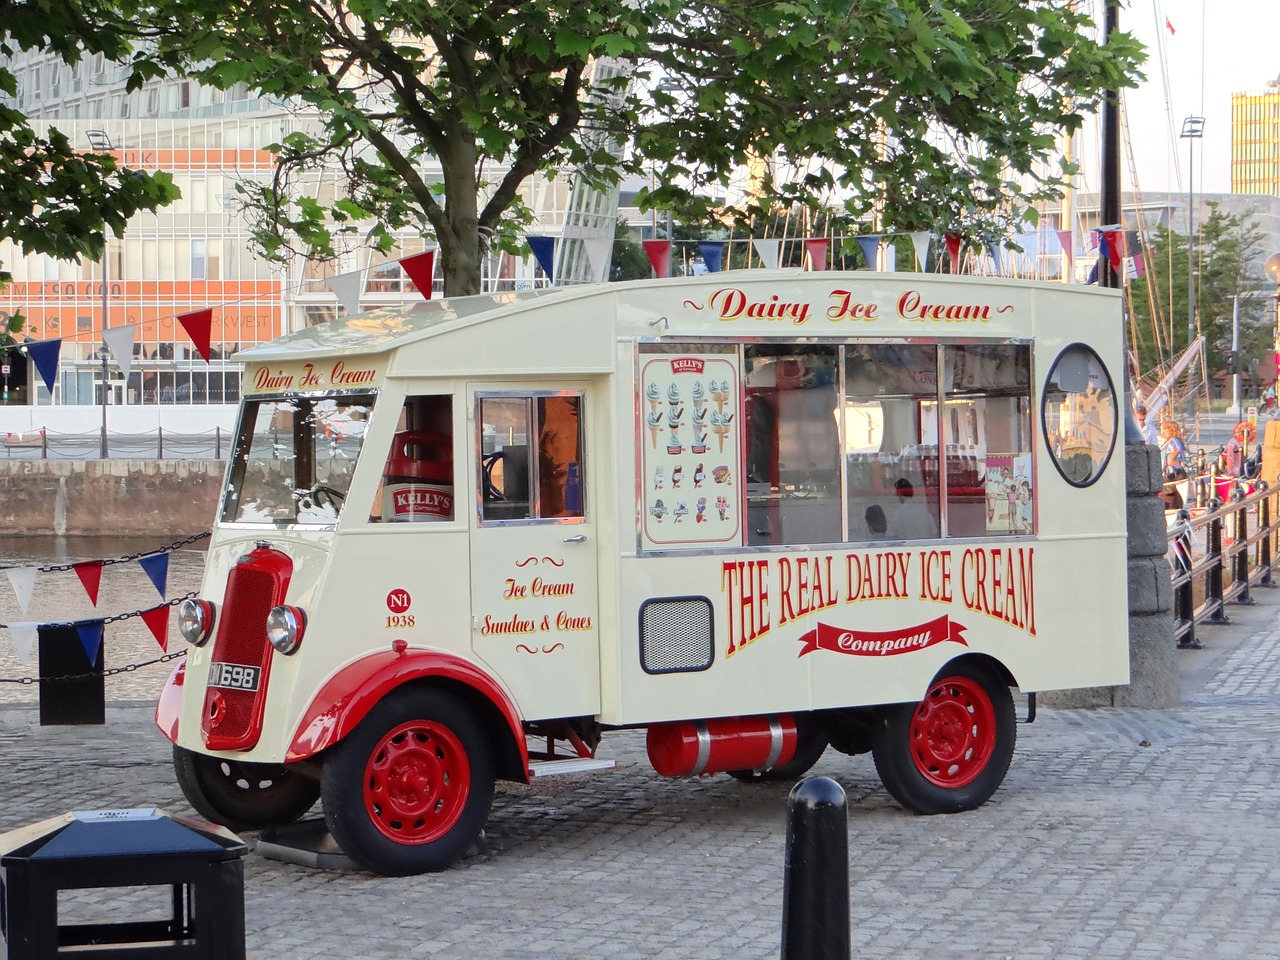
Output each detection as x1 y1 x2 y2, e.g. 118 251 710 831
0 808 247 959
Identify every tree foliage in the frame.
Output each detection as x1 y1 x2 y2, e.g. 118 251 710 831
114 0 1143 296
0 0 180 347
1127 204 1270 385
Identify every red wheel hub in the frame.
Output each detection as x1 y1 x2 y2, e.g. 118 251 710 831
363 720 471 844
908 675 996 788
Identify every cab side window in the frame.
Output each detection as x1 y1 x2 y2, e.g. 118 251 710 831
371 395 455 523
479 394 584 523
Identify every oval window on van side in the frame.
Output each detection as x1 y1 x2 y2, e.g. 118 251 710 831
1042 344 1117 487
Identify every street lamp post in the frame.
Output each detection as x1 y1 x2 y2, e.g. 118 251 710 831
1180 116 1204 420
87 130 115 458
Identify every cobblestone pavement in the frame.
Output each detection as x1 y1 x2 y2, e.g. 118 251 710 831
3 543 1280 958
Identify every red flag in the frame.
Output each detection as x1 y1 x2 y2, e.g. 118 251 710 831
804 238 830 271
1165 17 1175 35
73 560 104 606
945 233 962 274
400 250 436 299
141 605 170 651
177 308 214 363
1102 228 1123 271
642 239 672 279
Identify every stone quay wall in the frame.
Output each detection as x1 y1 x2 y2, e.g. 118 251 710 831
0 460 224 536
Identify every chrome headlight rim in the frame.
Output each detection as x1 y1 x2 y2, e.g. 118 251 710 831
266 604 306 655
177 598 216 647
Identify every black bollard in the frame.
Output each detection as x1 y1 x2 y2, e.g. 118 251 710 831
781 776 850 960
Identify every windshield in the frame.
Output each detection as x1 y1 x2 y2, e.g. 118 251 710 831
220 392 376 525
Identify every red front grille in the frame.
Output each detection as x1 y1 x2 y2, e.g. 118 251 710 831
202 546 292 751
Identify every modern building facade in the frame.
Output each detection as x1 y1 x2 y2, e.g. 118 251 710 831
1232 77 1280 197
0 50 587 432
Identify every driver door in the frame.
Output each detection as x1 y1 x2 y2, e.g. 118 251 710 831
468 384 600 720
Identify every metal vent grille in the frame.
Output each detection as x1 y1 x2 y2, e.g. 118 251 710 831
202 563 278 750
639 597 714 674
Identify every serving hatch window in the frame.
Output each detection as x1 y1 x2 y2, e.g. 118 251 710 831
220 392 374 525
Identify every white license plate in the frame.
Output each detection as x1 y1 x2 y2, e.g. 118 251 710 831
209 662 261 692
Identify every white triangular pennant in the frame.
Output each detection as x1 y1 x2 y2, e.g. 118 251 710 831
326 269 364 316
9 622 37 664
5 566 37 614
102 324 137 380
581 237 612 283
909 231 931 270
751 238 781 268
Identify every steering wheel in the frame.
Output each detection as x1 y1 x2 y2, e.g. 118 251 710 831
482 452 507 501
296 483 346 511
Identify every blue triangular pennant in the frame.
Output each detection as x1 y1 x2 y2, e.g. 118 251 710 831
76 621 104 665
25 339 63 394
137 553 169 598
698 241 725 273
526 235 555 282
856 235 880 270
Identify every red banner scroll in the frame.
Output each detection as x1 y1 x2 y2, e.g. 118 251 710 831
796 615 968 658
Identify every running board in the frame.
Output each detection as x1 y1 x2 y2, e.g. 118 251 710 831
528 757 616 778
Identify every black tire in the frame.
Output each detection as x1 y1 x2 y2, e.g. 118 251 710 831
321 687 495 876
871 660 1015 814
173 745 320 830
728 717 828 782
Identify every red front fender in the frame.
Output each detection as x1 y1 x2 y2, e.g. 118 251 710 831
286 647 529 778
155 660 186 744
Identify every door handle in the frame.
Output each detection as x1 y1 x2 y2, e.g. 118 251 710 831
563 534 588 543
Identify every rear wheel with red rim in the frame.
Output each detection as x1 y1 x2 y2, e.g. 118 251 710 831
321 688 494 875
871 660 1015 814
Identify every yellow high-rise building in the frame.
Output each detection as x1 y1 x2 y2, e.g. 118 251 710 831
1232 77 1280 196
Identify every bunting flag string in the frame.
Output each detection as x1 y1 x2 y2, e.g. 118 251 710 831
581 237 612 282
399 250 437 299
987 243 1004 277
642 239 672 279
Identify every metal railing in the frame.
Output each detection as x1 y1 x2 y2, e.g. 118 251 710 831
1 426 226 460
1167 479 1279 649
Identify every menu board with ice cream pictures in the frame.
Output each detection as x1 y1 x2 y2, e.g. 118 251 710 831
640 351 742 547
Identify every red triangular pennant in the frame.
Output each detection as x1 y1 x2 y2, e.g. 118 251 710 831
177 308 214 362
73 560 104 606
1102 228 1123 271
642 240 672 279
804 238 829 271
945 233 963 274
141 605 171 651
400 250 436 299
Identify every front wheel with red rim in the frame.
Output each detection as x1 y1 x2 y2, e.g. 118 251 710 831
871 661 1015 815
321 688 494 875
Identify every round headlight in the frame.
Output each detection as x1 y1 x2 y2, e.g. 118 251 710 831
266 605 306 654
178 598 216 646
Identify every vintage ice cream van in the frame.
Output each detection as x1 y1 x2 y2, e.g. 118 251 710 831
157 270 1128 875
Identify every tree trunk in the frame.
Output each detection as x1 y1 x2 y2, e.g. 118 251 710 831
439 136 484 298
